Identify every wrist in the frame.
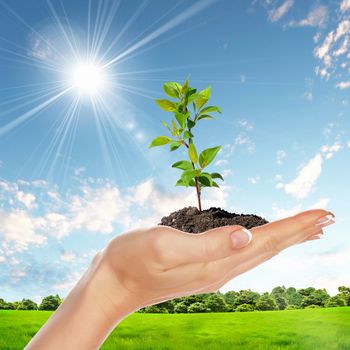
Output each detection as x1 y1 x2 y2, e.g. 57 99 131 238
85 251 142 324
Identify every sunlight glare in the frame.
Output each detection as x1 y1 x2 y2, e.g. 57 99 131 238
69 61 106 95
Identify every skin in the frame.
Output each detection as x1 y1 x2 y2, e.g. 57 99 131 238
24 209 335 350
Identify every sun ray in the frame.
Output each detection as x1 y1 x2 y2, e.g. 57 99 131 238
0 87 71 138
103 0 217 69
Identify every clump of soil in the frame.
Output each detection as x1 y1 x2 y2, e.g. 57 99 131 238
159 207 268 234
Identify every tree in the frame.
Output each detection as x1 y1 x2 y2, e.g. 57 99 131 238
256 293 278 311
286 287 303 307
17 299 38 310
271 286 288 310
0 298 7 310
337 286 350 306
205 294 227 312
149 79 223 211
174 301 188 313
325 296 346 308
224 291 238 307
233 290 260 309
236 304 254 312
188 302 207 313
300 288 330 308
39 295 61 311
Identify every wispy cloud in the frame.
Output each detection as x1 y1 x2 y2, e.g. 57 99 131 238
268 0 294 22
288 5 328 28
340 0 350 12
276 149 287 165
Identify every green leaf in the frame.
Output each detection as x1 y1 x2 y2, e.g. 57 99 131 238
175 178 186 187
171 119 179 136
187 119 196 129
187 92 197 105
199 146 221 168
169 141 181 152
172 160 193 170
163 82 182 98
161 120 171 132
182 79 189 94
149 136 172 148
155 99 177 112
188 143 198 164
212 181 220 188
181 169 201 186
183 130 193 139
197 114 214 121
175 111 188 129
211 172 224 181
196 86 211 109
198 173 213 187
200 105 221 114
175 177 196 187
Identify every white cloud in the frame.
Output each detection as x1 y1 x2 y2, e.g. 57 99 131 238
320 142 342 159
234 134 256 153
238 119 254 130
60 252 76 262
308 197 330 209
268 0 294 22
336 81 350 89
348 140 350 148
214 159 228 167
272 203 302 219
340 0 350 12
240 74 247 83
0 210 46 251
248 176 260 184
279 154 323 199
276 149 287 165
314 19 350 83
289 5 328 28
16 191 36 209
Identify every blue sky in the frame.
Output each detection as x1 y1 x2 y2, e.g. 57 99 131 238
0 0 349 303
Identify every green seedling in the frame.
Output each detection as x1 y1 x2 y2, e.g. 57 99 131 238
149 78 224 212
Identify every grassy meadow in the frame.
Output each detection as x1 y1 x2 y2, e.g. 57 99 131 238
0 307 349 350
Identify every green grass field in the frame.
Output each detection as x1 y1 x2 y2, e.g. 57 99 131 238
0 307 349 350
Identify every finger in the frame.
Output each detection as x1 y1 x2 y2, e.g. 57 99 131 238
150 225 253 268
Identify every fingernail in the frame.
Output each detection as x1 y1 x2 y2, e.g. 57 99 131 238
315 214 336 228
307 233 323 241
231 228 253 249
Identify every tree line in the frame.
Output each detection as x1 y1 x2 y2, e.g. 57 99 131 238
1 286 349 312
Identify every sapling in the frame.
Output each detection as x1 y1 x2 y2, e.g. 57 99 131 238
149 78 224 212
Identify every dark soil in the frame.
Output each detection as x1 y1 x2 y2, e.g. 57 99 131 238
159 206 268 233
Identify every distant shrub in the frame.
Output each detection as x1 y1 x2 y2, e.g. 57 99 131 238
188 302 207 313
174 301 188 313
143 305 169 313
235 304 255 312
325 296 346 308
285 305 300 310
305 305 320 309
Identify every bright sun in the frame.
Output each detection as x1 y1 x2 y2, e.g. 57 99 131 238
69 61 106 95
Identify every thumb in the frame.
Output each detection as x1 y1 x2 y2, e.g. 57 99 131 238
165 225 253 265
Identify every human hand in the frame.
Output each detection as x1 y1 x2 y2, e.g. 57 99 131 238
93 209 335 320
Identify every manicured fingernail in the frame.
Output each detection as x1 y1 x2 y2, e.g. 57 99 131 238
315 214 336 228
307 233 323 241
231 229 253 248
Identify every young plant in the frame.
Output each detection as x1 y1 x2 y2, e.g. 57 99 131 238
149 79 224 212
